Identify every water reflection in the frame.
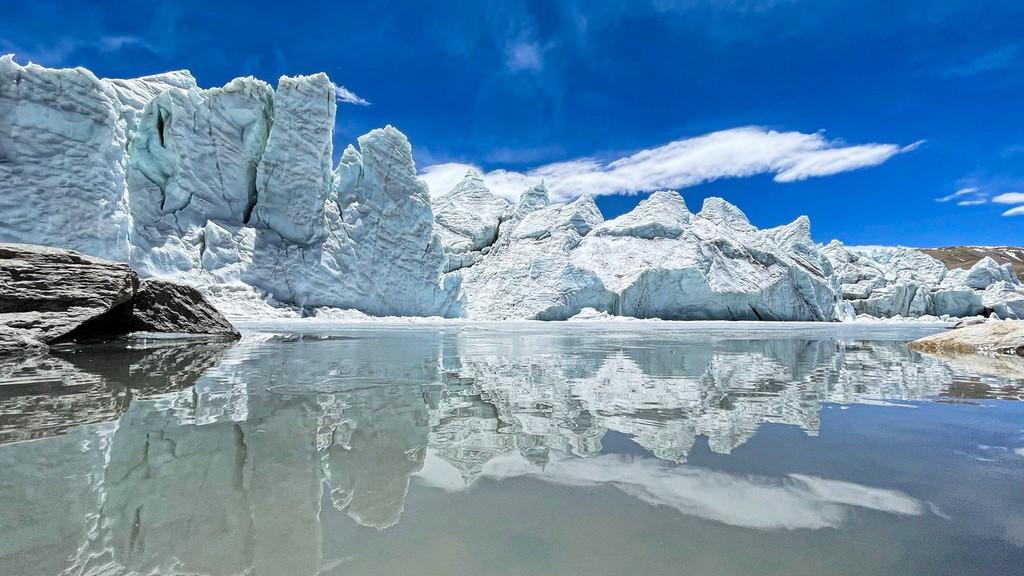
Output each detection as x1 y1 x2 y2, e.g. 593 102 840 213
1 325 1022 576
0 340 232 444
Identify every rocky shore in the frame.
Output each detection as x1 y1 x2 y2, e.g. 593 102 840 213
0 243 239 355
909 320 1024 356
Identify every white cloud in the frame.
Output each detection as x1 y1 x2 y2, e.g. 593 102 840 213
935 187 981 202
993 191 1024 216
991 192 1024 204
419 126 917 202
506 40 543 72
334 85 370 106
774 139 922 183
957 199 988 206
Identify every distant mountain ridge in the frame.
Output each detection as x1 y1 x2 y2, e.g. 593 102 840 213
920 247 1024 277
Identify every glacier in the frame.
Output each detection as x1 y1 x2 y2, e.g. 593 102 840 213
2 55 1023 321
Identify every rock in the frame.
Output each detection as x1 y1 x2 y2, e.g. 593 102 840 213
909 320 1024 356
0 243 137 342
951 317 986 329
0 326 47 356
0 243 239 351
131 280 240 337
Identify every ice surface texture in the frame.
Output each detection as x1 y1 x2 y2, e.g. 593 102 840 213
823 243 1024 320
2 56 1022 320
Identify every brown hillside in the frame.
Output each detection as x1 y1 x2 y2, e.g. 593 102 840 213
920 246 1024 277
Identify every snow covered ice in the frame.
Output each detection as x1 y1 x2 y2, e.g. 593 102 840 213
2 55 1024 321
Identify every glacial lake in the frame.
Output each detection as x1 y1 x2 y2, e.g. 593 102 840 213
1 322 1023 576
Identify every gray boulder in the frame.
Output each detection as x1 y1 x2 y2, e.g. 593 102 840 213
132 279 240 337
0 243 137 342
0 243 239 354
0 326 48 356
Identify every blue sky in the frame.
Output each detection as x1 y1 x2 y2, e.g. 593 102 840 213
3 0 1023 246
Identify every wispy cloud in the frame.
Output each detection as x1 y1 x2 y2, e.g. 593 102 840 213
935 186 989 205
935 187 1024 216
2 35 161 67
334 85 370 106
935 187 980 202
485 144 565 165
943 43 1022 78
505 39 544 72
97 35 154 53
419 126 918 202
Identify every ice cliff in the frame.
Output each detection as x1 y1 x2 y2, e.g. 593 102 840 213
1 56 458 317
823 243 1024 320
448 188 839 320
2 56 1022 321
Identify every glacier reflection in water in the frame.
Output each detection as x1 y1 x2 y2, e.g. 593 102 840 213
1 323 1023 576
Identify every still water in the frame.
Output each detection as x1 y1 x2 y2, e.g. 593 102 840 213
1 322 1023 576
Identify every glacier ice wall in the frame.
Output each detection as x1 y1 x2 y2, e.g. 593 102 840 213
127 76 274 276
0 56 460 317
2 56 1022 320
821 243 1024 319
572 193 838 321
0 56 133 260
453 186 613 320
252 73 334 246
